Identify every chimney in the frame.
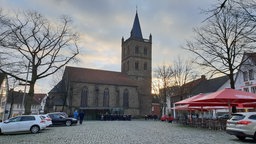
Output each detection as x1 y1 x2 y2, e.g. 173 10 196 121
201 75 206 80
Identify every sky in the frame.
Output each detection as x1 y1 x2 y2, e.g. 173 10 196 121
0 0 218 93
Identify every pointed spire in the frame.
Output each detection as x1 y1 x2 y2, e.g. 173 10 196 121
130 11 143 39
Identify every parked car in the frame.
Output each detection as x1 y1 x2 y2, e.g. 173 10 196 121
226 112 256 141
0 115 46 134
47 112 77 126
41 114 52 127
160 115 174 123
217 114 230 119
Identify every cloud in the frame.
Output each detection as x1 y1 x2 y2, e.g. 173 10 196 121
0 0 217 93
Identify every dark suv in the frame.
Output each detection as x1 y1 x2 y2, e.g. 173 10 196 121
47 112 77 126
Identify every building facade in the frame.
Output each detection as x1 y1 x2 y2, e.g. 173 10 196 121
4 90 46 119
235 53 256 93
47 12 152 119
0 73 8 121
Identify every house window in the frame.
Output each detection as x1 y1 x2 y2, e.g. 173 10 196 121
135 62 139 70
135 46 139 54
80 87 88 107
144 62 147 70
251 87 256 94
243 71 248 81
144 47 147 55
123 89 129 108
244 87 249 92
249 69 254 80
103 88 109 107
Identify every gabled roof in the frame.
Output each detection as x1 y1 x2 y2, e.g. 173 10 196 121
245 52 256 65
64 66 139 87
191 75 229 95
7 91 46 105
130 11 143 40
49 80 65 93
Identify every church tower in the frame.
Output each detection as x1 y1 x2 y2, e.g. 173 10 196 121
121 11 152 115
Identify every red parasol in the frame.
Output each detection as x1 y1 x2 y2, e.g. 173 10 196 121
194 88 256 114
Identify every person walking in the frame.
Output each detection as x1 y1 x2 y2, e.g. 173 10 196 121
78 110 85 124
73 110 79 119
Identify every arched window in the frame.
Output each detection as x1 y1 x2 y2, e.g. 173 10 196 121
123 89 129 108
103 88 109 107
80 87 88 107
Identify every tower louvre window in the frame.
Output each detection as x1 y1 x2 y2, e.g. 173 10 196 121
144 62 147 70
135 62 139 70
135 46 139 54
144 47 147 55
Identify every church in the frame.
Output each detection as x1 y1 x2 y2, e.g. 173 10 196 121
46 11 152 120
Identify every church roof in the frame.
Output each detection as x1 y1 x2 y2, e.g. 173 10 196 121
130 11 143 39
65 66 139 87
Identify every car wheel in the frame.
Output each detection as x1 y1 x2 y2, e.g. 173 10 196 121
30 125 40 134
0 128 2 135
236 135 246 141
253 132 256 141
66 120 72 126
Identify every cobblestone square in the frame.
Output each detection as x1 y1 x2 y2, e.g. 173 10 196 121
0 120 255 144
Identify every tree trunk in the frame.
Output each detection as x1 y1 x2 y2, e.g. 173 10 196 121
24 82 35 115
228 72 235 89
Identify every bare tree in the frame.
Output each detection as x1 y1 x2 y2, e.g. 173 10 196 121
172 57 198 88
185 2 256 89
0 11 79 114
153 57 198 116
154 65 173 116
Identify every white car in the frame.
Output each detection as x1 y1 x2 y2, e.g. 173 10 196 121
0 115 47 134
41 114 52 127
226 112 256 141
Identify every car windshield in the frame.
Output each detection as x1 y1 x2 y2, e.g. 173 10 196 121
230 114 245 121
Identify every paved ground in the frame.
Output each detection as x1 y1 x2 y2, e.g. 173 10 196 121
0 120 255 144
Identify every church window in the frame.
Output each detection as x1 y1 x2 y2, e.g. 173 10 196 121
144 47 147 55
103 88 109 107
135 62 139 70
123 89 129 108
80 87 88 107
95 85 99 106
135 46 139 54
144 62 147 70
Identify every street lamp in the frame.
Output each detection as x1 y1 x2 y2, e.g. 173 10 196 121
21 62 30 114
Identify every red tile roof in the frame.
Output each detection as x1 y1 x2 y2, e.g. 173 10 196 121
65 66 139 87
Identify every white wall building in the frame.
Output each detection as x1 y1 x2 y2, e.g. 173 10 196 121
235 53 256 93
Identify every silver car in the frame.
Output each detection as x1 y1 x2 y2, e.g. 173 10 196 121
226 112 256 141
0 115 47 134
